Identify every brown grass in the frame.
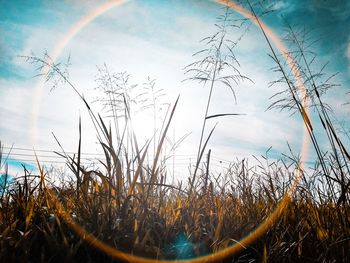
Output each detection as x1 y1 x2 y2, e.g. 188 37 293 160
1 2 349 262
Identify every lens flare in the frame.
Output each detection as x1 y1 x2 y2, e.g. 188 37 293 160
32 0 311 262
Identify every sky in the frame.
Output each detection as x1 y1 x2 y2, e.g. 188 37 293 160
0 0 349 180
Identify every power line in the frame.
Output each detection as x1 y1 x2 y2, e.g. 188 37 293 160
5 158 77 165
2 152 103 160
3 153 75 159
2 146 105 156
1 146 235 167
2 146 235 163
2 157 232 167
3 158 229 167
2 153 199 162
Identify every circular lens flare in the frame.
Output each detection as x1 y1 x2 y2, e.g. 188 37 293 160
32 0 310 262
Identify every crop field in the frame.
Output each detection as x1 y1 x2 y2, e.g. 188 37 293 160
1 1 349 262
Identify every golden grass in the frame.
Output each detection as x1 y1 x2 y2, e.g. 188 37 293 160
2 3 349 262
1 150 349 262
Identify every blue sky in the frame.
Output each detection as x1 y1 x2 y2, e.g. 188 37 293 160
0 0 349 179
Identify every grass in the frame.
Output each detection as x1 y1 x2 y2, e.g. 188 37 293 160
1 1 350 262
1 150 349 262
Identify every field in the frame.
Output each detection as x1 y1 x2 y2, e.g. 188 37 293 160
1 1 349 262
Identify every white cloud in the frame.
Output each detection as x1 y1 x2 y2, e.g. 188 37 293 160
272 1 289 11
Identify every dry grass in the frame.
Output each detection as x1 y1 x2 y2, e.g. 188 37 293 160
1 142 349 262
1 2 350 262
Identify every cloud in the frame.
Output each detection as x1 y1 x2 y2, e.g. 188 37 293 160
271 1 291 12
1 0 343 180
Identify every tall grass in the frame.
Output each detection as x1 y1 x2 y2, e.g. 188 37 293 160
1 1 350 262
245 0 350 207
1 143 349 262
184 4 251 194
